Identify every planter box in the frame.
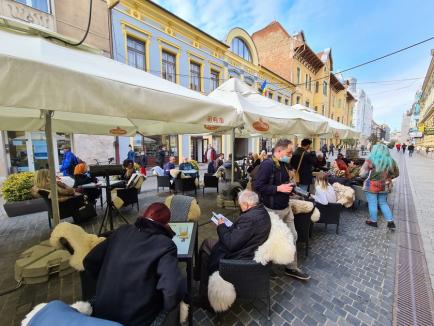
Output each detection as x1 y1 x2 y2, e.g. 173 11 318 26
3 198 47 217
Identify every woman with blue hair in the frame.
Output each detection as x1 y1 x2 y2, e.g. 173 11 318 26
360 143 399 229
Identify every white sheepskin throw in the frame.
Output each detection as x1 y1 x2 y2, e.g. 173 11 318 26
21 301 92 326
254 211 296 265
333 183 355 208
49 223 105 271
290 199 320 222
180 301 189 324
208 271 237 312
208 211 297 312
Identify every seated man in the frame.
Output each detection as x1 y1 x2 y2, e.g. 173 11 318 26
194 190 271 306
314 153 328 171
179 157 194 171
83 203 186 326
163 156 176 178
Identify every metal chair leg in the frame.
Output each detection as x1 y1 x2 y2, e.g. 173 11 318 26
267 294 271 320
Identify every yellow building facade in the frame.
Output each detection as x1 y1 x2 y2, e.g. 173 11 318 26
418 50 434 148
112 0 295 160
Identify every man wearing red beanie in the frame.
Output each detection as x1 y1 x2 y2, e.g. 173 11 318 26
84 203 185 326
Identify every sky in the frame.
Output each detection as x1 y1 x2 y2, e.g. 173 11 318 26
152 0 434 130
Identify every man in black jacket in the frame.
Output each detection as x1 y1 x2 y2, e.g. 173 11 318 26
254 138 310 280
83 203 186 326
195 190 271 304
290 138 316 192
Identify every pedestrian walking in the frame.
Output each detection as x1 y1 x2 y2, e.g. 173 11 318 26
60 144 78 176
139 151 147 176
156 145 166 168
329 143 335 157
402 143 407 154
290 139 316 191
127 144 136 162
254 138 310 280
204 144 216 163
426 147 430 156
360 143 399 229
408 144 415 157
321 143 328 159
396 143 401 152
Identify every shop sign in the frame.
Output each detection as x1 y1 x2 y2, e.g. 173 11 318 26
252 118 269 132
203 125 219 131
424 127 434 136
110 127 128 135
409 131 423 138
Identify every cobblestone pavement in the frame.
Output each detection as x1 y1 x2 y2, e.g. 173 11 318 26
0 156 423 325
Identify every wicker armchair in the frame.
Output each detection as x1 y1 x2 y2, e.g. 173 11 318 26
157 176 171 192
219 259 271 320
38 190 85 228
174 177 197 196
294 212 314 257
203 173 219 196
315 203 343 234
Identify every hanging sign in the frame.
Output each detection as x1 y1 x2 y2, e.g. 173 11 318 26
110 127 128 135
252 118 270 132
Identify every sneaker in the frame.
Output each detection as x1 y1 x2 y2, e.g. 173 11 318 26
387 221 396 230
284 268 311 280
365 220 378 227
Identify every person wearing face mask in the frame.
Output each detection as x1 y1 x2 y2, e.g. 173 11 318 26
290 138 317 192
254 138 310 281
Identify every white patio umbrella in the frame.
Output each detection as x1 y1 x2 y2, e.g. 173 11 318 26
0 25 241 225
209 78 329 137
292 104 360 139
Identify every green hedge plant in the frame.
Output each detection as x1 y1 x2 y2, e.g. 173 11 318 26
2 172 35 202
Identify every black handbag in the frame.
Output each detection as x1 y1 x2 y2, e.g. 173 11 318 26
75 203 97 223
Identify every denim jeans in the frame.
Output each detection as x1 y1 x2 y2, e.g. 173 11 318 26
365 192 393 222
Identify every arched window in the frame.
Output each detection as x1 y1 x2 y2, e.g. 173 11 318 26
230 37 252 62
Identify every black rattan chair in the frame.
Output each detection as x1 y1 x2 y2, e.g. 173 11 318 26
315 202 342 234
203 173 218 196
157 176 171 192
174 177 197 196
219 259 271 320
294 212 313 257
38 190 85 228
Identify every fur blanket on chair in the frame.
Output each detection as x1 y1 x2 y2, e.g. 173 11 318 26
49 223 105 271
332 183 355 208
208 211 296 312
290 199 320 222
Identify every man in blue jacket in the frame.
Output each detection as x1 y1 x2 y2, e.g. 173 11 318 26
60 145 78 176
254 138 310 281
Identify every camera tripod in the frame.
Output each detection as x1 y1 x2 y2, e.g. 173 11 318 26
97 174 129 236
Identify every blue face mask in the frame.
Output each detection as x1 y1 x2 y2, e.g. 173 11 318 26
279 156 290 163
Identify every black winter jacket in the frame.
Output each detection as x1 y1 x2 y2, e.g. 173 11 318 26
83 219 186 326
254 158 292 210
290 148 316 185
208 204 271 273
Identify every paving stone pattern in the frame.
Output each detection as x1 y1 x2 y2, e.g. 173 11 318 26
0 169 399 326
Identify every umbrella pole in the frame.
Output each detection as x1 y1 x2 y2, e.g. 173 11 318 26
231 128 235 183
44 110 61 226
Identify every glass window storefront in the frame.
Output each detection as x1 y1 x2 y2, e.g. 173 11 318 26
6 131 71 173
133 134 178 165
7 131 29 173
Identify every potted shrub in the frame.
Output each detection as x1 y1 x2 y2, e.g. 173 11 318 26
2 172 47 217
